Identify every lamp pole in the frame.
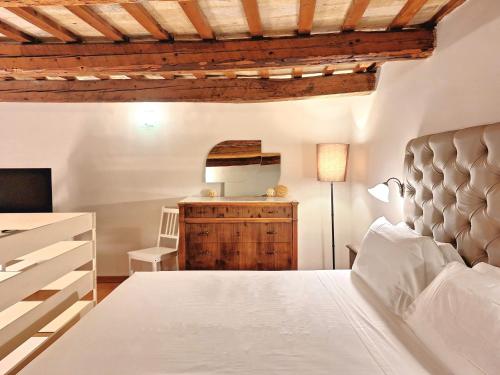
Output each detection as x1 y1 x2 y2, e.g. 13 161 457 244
316 143 349 271
330 181 335 269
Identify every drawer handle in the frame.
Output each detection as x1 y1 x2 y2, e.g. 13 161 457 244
265 251 275 255
198 231 210 236
266 230 277 235
199 250 210 256
223 250 240 256
266 210 276 214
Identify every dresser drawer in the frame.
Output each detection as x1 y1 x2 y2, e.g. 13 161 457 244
184 205 292 218
217 243 241 270
186 223 217 243
186 243 218 270
236 243 257 270
186 223 233 243
227 206 291 218
184 206 219 218
234 222 291 243
256 243 292 271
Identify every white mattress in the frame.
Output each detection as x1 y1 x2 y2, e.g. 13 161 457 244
20 271 450 374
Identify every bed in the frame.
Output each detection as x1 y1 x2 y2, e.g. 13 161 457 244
15 123 500 374
19 270 450 374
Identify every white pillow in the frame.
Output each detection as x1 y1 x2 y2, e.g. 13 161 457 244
405 262 500 375
395 222 465 264
353 217 448 316
435 241 465 264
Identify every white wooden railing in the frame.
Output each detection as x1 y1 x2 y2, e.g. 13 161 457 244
0 213 96 374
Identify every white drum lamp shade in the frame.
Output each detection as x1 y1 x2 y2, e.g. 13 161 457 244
317 144 349 182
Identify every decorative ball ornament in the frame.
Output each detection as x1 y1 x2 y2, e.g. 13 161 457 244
266 188 276 197
274 185 288 198
207 189 217 198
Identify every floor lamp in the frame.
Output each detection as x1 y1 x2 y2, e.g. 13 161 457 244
317 144 349 269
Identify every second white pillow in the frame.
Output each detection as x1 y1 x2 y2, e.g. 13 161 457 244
395 222 465 265
404 262 500 375
353 217 448 316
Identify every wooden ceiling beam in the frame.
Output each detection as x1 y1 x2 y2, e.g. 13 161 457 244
0 19 37 42
323 66 335 76
0 29 434 77
66 5 126 41
178 0 214 40
0 0 465 14
389 0 428 29
353 64 363 73
241 0 263 37
292 67 302 78
127 74 148 79
0 0 173 4
6 7 78 42
298 0 316 35
121 2 169 41
259 69 269 79
0 72 376 102
342 0 371 31
429 0 466 24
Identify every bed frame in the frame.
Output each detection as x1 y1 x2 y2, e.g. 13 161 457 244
0 213 96 374
404 122 500 267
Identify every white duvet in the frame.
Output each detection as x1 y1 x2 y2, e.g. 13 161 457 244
21 271 450 375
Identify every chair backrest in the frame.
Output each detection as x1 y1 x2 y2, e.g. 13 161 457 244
156 207 180 249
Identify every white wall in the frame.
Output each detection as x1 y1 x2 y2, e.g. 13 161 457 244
350 0 500 243
0 97 362 275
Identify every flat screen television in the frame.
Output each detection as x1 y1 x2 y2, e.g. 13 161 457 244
0 168 53 213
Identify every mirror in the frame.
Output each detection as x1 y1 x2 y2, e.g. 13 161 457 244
205 140 281 196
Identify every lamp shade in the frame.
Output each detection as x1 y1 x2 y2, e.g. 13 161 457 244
316 143 349 182
368 183 390 203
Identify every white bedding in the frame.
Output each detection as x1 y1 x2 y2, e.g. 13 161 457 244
405 262 500 375
20 271 450 375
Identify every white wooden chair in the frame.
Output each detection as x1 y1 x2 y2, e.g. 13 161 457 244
127 207 179 275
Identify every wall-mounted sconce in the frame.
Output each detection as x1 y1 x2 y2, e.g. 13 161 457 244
368 177 404 203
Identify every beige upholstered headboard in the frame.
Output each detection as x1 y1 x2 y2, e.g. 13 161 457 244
404 123 500 267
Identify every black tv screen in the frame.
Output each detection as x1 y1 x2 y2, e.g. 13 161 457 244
0 169 53 213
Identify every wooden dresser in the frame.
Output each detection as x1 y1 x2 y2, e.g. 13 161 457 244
178 198 298 271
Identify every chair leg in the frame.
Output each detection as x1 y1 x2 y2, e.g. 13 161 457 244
152 261 158 272
128 256 133 276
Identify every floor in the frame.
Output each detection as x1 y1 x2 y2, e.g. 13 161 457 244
96 282 121 303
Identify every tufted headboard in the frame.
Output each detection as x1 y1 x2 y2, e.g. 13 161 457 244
404 123 500 267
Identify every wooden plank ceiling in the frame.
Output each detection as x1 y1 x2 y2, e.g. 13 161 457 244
0 0 467 102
